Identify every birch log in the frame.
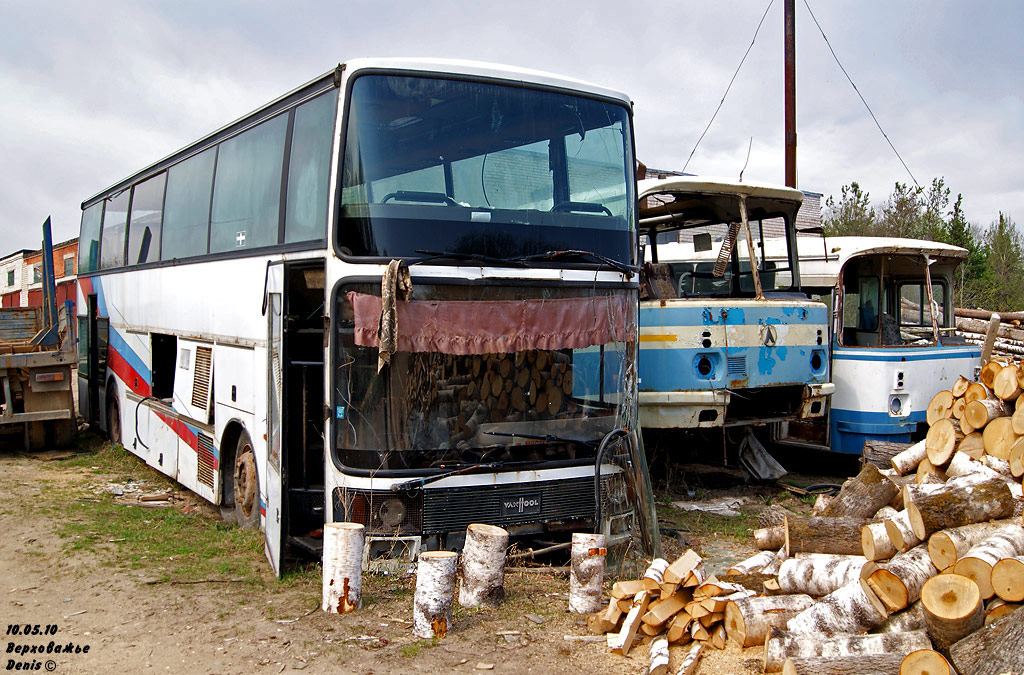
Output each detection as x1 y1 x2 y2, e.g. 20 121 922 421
885 510 922 553
763 628 932 673
963 397 1012 429
865 545 937 612
925 418 963 468
983 416 1018 459
322 522 364 614
782 654 904 674
874 599 925 633
862 520 898 562
727 550 775 575
641 557 670 592
821 463 898 518
994 363 1022 401
906 475 1015 540
785 579 889 636
755 526 786 550
957 431 985 458
891 440 927 476
648 635 669 675
927 519 1022 570
724 594 814 647
862 439 911 470
926 389 954 425
413 551 458 639
567 532 605 613
785 515 871 557
944 450 1004 482
920 573 983 656
459 523 508 609
777 554 871 597
948 610 1024 675
675 642 703 675
899 649 952 675
991 554 1024 602
952 526 1024 598
608 590 650 655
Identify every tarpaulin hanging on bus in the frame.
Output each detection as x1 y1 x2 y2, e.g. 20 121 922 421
348 292 635 356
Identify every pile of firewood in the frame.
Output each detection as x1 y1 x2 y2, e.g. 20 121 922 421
588 376 1024 673
956 308 1024 358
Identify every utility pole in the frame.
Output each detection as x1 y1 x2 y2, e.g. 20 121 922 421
784 0 797 188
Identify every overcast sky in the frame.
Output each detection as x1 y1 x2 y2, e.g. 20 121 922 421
1 1 1021 251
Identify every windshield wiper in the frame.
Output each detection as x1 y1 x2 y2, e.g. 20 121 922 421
482 430 599 449
413 249 527 267
513 249 637 275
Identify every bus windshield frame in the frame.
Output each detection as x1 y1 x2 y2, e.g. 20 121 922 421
336 72 635 267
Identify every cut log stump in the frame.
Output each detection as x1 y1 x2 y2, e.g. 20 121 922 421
413 550 459 639
322 522 364 614
459 523 509 609
920 573 983 656
724 593 814 647
567 532 605 614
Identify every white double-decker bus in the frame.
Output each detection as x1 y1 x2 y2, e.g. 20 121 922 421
76 58 656 574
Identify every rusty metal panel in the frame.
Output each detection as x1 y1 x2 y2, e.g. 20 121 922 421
0 307 42 346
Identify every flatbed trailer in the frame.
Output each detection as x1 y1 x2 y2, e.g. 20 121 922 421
0 220 77 449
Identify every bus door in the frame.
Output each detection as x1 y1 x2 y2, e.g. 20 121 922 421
264 262 286 576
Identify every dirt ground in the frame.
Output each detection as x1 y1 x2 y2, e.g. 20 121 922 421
0 438 840 675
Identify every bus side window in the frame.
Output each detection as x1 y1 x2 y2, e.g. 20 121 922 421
162 147 216 260
99 190 130 269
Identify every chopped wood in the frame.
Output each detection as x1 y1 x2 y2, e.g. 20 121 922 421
963 381 990 403
862 520 898 562
681 565 706 588
710 623 726 649
865 545 937 612
675 642 703 675
786 579 889 636
952 525 1024 598
927 519 1022 570
777 554 871 597
890 440 928 476
906 475 1016 540
921 573 983 656
994 364 1022 400
763 628 931 673
948 600 1024 675
862 439 912 470
985 596 1021 624
711 571 776 594
925 418 963 467
662 549 702 586
648 635 669 675
963 397 1012 429
874 599 925 633
951 396 966 420
958 431 986 458
608 589 650 655
785 514 872 557
754 526 786 550
641 590 687 627
899 649 952 675
782 653 904 674
983 416 1019 459
981 360 1004 389
587 600 623 634
951 375 971 397
641 557 670 592
820 463 898 518
665 612 692 643
885 510 922 553
726 550 775 575
693 576 748 599
991 554 1024 602
724 593 814 647
926 390 955 425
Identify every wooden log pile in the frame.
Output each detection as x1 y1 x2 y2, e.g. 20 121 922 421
404 350 580 442
956 313 1024 358
583 404 1024 673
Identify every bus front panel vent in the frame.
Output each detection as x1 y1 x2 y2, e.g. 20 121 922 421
196 432 215 488
192 346 212 410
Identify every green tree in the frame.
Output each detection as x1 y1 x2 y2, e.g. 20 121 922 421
877 181 924 238
823 182 875 236
978 213 1024 312
920 178 951 243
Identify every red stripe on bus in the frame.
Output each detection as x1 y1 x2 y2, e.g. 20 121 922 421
107 347 152 397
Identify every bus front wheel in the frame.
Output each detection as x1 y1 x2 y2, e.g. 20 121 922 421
224 432 260 529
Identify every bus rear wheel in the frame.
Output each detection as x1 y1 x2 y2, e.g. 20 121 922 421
107 395 121 446
224 432 260 529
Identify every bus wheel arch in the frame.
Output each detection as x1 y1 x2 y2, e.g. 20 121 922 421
220 422 260 529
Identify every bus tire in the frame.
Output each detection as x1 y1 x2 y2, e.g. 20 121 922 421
224 431 260 529
107 393 122 446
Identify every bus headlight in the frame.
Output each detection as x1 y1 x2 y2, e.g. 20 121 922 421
694 353 718 380
889 394 910 418
810 349 825 373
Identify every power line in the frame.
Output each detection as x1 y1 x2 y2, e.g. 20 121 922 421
682 0 775 173
802 0 921 188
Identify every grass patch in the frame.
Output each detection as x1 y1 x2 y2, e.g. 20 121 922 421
657 502 760 541
55 490 265 581
400 638 439 658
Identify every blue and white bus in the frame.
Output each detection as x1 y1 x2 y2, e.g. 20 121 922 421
635 176 833 433
76 58 658 574
773 237 981 454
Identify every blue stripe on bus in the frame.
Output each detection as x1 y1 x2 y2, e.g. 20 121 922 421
639 304 829 326
637 344 828 391
832 347 981 362
108 327 153 383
